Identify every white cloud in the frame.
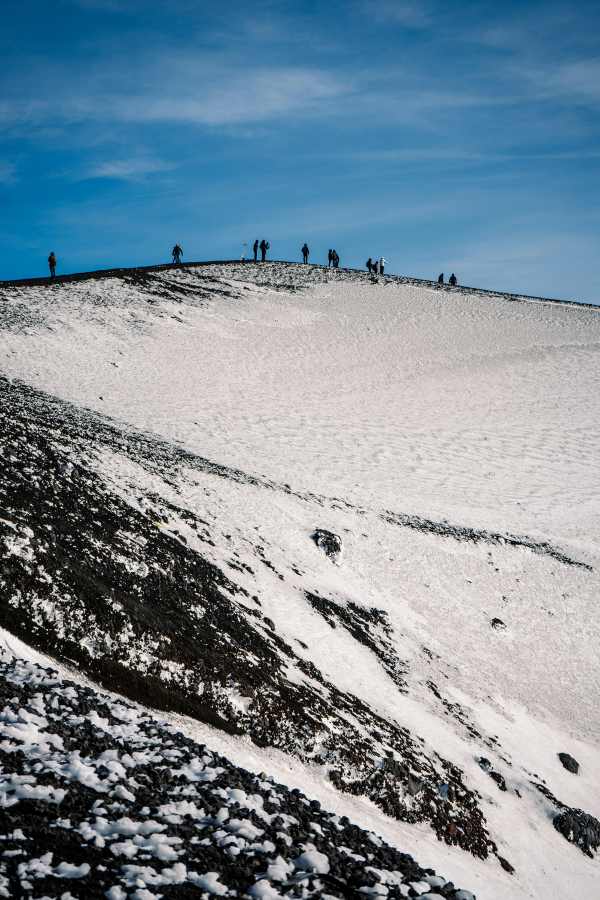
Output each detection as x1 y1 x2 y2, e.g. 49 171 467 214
516 58 600 106
103 67 349 126
0 61 350 129
84 157 175 180
546 58 600 103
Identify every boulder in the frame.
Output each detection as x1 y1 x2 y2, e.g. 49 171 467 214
490 618 506 630
312 528 342 560
558 752 579 774
553 808 600 857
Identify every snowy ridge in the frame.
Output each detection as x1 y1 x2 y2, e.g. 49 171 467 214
1 258 597 309
1 262 600 898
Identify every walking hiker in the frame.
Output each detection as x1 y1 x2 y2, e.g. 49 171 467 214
301 243 310 264
253 239 259 262
328 249 334 268
172 244 183 264
259 239 269 262
366 257 373 274
438 273 444 284
379 257 386 276
449 273 457 286
48 252 57 278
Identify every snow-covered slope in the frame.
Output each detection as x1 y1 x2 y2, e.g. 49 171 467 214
1 262 599 898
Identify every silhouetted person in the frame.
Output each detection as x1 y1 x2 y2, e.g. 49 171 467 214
328 249 333 268
373 259 379 275
172 244 183 264
332 250 339 268
260 239 269 262
301 243 309 264
48 252 56 278
380 257 386 275
253 239 259 262
366 257 373 274
449 273 457 286
438 273 444 284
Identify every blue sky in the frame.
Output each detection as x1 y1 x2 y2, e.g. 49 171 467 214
1 0 599 300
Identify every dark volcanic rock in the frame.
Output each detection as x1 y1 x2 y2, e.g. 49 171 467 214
558 752 580 774
553 808 600 857
490 618 506 630
312 528 343 560
0 652 478 899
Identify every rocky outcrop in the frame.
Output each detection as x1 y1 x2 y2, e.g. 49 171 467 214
553 808 600 858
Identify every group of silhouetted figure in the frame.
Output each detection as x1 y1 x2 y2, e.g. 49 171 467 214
44 246 459 289
438 272 458 286
251 239 270 262
366 257 386 276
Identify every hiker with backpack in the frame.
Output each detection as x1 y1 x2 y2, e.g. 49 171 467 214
301 243 310 264
259 239 269 262
449 273 457 286
172 244 183 264
438 273 444 284
48 252 57 278
366 257 373 274
332 250 340 268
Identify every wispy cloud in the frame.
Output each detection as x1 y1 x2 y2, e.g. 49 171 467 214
112 67 349 126
348 147 600 163
536 58 600 104
361 0 431 27
0 60 350 129
83 157 175 180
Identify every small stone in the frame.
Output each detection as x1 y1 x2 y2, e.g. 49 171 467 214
407 774 424 796
489 771 507 792
498 856 515 874
490 618 506 630
558 752 579 774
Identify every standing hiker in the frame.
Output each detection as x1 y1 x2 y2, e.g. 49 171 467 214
332 250 340 268
301 243 309 264
328 249 334 268
438 273 444 284
379 256 386 276
48 252 57 278
366 257 373 274
253 239 259 262
259 239 269 262
373 259 379 276
449 273 457 286
172 244 183 264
